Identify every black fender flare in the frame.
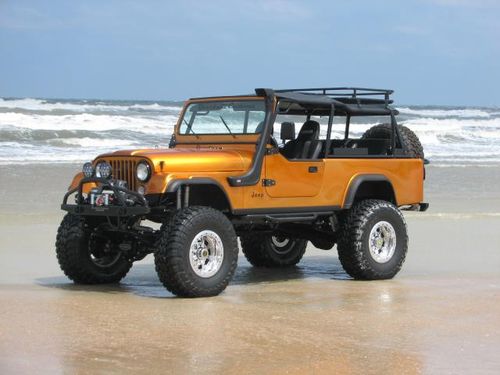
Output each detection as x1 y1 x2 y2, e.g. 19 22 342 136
165 178 233 212
342 174 396 209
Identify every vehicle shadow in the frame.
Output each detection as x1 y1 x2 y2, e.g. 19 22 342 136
36 254 350 299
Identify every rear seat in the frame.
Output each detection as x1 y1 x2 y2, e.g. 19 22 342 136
351 138 391 155
326 138 391 156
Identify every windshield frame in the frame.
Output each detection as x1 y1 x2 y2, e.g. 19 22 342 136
175 97 267 142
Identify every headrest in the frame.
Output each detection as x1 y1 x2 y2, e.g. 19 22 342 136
297 120 320 141
280 122 295 140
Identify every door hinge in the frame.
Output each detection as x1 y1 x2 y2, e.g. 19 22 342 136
262 179 276 187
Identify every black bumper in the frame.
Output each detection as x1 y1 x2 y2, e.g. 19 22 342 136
419 202 429 212
61 204 150 217
61 177 151 217
401 202 430 212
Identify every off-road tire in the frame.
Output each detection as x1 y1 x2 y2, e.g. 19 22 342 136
55 214 132 284
337 199 408 280
240 234 307 267
154 206 238 297
362 123 424 158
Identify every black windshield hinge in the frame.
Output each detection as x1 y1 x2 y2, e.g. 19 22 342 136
266 147 279 155
262 179 276 187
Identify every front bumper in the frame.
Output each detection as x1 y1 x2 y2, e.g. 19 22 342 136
61 177 151 217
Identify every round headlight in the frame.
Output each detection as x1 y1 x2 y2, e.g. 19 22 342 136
82 162 94 178
136 162 151 182
95 161 112 179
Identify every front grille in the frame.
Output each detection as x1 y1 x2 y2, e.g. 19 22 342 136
107 159 138 191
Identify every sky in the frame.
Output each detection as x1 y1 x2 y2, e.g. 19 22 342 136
0 0 499 106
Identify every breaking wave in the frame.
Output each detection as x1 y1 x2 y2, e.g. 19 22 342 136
1 97 499 164
0 97 182 115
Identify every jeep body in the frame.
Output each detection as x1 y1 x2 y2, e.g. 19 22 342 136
58 87 427 297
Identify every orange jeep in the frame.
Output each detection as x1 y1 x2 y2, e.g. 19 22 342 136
57 87 428 297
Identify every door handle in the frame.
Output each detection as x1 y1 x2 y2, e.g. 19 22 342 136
308 166 318 173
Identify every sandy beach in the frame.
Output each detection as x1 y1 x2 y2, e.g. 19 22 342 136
1 164 500 374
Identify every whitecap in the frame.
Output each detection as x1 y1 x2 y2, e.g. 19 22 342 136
397 107 492 118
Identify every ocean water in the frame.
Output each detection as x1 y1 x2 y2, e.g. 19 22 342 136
1 97 499 166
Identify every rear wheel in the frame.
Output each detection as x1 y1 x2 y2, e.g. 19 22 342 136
362 123 424 159
55 214 132 284
337 199 408 280
154 206 238 297
240 233 307 267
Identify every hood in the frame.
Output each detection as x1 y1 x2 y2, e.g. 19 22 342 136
96 147 254 173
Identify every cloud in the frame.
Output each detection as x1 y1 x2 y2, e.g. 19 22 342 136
394 25 431 36
0 4 67 30
427 0 500 7
247 0 313 19
183 0 313 22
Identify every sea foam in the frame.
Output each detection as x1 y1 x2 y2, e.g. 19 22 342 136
1 98 499 164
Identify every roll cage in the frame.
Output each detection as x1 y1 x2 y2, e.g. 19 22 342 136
227 87 404 187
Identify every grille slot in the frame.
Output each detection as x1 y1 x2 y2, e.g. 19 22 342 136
107 159 138 191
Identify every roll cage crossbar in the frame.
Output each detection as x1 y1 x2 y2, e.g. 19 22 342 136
227 87 402 187
275 87 394 106
273 87 397 117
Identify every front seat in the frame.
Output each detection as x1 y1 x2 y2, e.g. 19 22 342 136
281 120 322 159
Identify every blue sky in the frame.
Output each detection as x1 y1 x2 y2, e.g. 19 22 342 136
0 0 499 105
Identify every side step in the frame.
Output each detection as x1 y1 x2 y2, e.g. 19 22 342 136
241 211 334 223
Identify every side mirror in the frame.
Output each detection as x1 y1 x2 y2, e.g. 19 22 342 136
280 122 295 142
169 133 176 148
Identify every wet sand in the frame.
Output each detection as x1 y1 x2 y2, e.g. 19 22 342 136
1 164 500 374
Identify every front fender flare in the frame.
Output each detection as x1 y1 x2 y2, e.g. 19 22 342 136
165 178 233 212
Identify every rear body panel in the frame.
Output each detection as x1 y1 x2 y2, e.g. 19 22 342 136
242 155 423 211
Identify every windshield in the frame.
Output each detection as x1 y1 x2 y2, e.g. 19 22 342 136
179 100 266 135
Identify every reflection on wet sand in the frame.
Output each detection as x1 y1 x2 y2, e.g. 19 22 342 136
3 251 500 373
1 257 427 374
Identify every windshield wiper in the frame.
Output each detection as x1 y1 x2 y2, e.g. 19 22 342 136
183 118 198 137
219 115 235 137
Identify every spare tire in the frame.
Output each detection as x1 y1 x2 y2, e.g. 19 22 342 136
362 123 424 159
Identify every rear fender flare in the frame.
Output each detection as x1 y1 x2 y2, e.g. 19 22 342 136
342 174 396 209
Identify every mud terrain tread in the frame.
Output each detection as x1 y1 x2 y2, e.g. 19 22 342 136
154 206 238 297
362 123 424 159
55 214 132 284
337 199 408 280
240 235 307 267
239 236 268 267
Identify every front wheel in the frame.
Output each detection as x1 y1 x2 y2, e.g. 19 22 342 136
154 206 238 297
240 233 307 267
337 200 408 280
55 214 132 284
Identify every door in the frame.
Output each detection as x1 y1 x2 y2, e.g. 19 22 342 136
264 153 324 198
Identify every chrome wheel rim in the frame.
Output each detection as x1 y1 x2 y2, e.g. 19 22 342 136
368 221 397 263
189 230 224 278
271 235 292 254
